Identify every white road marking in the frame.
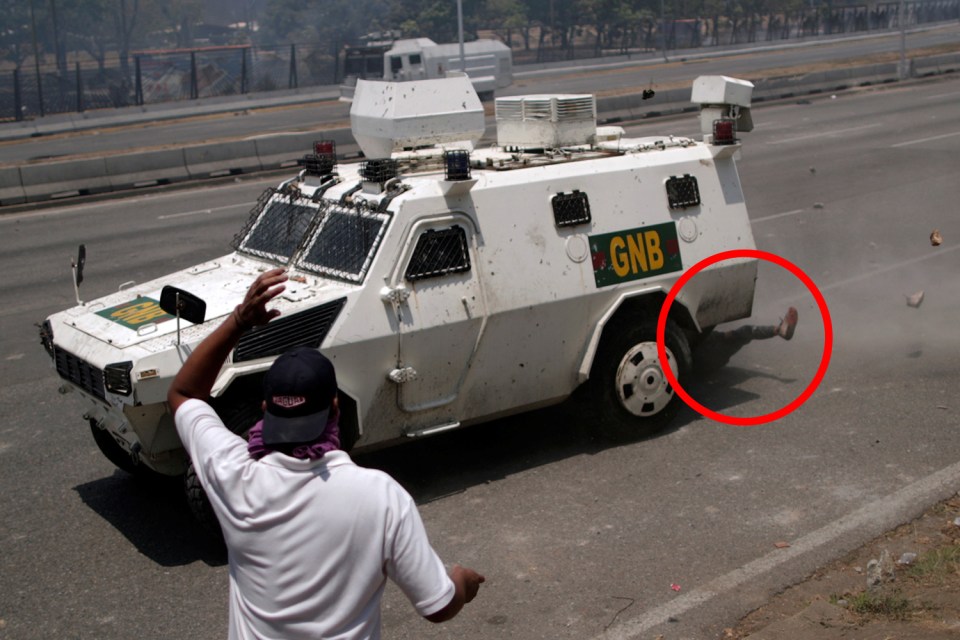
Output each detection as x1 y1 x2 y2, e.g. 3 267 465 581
768 123 880 144
891 131 960 148
818 242 960 294
157 202 248 220
923 90 960 99
752 209 805 223
594 457 960 640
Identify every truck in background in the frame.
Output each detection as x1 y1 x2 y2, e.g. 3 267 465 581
340 36 512 101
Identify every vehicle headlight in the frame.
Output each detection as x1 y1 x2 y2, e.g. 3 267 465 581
104 361 133 396
38 320 55 359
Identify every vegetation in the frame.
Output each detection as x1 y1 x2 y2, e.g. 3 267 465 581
1 0 911 71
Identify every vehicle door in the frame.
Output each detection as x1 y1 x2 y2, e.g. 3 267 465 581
383 213 486 412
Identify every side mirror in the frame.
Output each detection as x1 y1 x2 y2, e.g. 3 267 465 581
160 286 207 325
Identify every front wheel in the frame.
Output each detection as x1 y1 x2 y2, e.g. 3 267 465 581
588 317 692 442
185 462 223 540
89 419 165 481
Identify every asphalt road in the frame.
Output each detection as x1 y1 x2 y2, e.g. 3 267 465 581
1 22 958 164
1 75 960 639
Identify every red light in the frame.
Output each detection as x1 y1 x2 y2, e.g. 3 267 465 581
314 140 335 156
713 119 736 145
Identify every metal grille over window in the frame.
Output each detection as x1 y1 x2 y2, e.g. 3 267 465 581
360 159 398 184
298 140 337 176
298 204 389 283
552 190 592 227
405 226 471 281
666 175 701 209
444 150 471 181
234 297 347 363
233 188 321 264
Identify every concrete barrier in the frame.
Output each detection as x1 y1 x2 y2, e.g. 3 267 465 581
183 139 261 178
5 52 958 208
19 156 110 202
0 165 25 205
255 133 333 170
915 51 960 75
106 148 189 190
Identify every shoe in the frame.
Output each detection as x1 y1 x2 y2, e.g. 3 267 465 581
777 307 798 340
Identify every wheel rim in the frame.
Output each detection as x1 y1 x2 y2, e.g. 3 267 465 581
615 341 678 417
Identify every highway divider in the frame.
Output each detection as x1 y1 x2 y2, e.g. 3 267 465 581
2 52 958 207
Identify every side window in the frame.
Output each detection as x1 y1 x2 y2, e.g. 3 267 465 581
551 190 592 228
666 174 701 209
409 53 422 65
390 56 402 73
405 226 471 281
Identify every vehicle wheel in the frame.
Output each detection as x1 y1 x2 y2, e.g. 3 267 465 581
89 419 165 480
185 462 223 540
589 317 691 442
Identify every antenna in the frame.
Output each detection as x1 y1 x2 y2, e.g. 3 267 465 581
71 244 85 305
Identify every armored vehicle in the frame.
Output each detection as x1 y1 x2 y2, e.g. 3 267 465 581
339 36 512 101
41 74 758 485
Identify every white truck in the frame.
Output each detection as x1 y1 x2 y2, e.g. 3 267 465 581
340 37 512 101
41 74 757 512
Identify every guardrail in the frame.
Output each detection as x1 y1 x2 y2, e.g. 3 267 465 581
1 52 957 207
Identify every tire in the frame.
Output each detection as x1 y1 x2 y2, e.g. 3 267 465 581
185 462 223 541
89 419 165 481
588 317 692 442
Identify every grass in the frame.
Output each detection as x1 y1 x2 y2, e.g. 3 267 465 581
908 544 960 583
848 591 913 619
831 590 913 620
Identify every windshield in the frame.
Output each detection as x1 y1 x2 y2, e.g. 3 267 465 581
233 191 389 283
234 189 320 264
297 205 390 284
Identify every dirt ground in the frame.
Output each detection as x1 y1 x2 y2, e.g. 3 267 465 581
725 494 960 639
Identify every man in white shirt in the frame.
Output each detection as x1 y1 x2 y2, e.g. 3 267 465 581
168 267 484 639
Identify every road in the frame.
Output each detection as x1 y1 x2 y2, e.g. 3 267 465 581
0 22 957 164
1 75 959 639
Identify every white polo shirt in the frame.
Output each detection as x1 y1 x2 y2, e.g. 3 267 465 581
175 399 455 640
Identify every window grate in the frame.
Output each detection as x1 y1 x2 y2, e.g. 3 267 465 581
666 175 701 209
233 188 321 264
298 204 389 284
552 190 592 227
234 297 347 363
405 226 471 281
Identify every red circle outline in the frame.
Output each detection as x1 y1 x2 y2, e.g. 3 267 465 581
656 249 833 426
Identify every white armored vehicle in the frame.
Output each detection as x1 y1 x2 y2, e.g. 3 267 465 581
40 74 758 485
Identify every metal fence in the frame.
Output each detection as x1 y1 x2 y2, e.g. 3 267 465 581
1 0 957 123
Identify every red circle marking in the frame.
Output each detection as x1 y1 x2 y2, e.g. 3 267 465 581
656 249 833 426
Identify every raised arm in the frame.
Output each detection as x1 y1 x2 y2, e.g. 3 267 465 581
167 268 288 414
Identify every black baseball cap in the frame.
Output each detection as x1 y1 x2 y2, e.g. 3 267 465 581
262 347 337 445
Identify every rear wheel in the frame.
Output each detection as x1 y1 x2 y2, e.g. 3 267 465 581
589 317 691 442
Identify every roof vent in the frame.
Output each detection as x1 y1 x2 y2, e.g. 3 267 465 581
495 94 596 150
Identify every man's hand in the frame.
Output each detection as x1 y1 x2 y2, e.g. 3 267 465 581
425 565 486 623
233 268 288 330
168 269 288 414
